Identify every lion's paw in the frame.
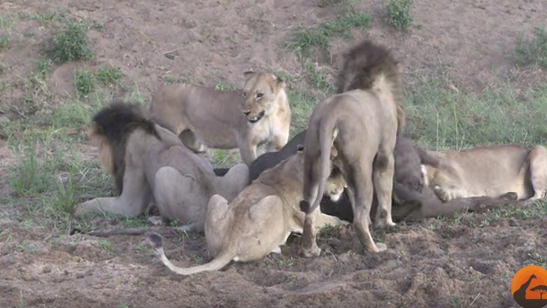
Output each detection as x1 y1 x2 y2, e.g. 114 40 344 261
434 185 451 202
365 242 388 254
301 245 322 258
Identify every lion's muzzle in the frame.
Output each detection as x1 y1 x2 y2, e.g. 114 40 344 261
247 110 266 124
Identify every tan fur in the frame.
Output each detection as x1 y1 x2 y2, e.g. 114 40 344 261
75 101 250 232
422 144 547 202
300 40 405 257
149 71 291 166
147 149 348 276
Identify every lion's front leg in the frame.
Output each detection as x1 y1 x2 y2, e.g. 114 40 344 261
300 208 322 258
238 139 258 167
74 168 151 218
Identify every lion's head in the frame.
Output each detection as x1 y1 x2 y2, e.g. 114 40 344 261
325 166 347 202
241 72 286 124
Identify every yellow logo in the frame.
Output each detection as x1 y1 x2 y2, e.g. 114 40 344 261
511 265 547 308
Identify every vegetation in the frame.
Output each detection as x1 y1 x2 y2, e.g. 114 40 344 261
385 0 414 31
514 26 547 68
50 20 93 63
0 5 546 235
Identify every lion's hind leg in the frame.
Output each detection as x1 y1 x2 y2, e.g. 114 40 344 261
350 160 387 254
372 152 396 229
153 166 206 231
528 145 547 200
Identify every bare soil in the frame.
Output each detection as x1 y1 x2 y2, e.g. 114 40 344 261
1 0 546 307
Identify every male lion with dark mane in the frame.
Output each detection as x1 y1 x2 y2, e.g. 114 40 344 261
149 71 291 166
299 39 405 257
74 100 249 232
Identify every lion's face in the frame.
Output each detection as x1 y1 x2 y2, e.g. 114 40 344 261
241 72 285 124
325 167 347 202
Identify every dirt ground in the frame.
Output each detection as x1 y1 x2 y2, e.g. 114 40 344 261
1 0 547 307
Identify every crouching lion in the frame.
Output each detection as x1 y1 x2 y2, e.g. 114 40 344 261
422 144 547 203
147 146 348 276
299 39 405 257
149 71 291 166
74 100 250 232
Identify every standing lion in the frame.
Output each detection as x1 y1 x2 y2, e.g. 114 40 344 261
149 71 291 166
299 40 405 257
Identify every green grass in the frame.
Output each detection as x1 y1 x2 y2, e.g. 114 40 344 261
50 20 93 63
402 76 547 150
385 0 414 31
288 1 371 59
514 26 547 68
286 90 318 137
75 69 95 97
0 15 13 52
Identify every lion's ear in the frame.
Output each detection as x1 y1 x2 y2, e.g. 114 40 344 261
297 144 305 152
273 74 286 90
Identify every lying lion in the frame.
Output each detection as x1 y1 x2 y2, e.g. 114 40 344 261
147 146 348 276
149 71 291 166
74 100 250 232
422 144 547 203
299 40 406 257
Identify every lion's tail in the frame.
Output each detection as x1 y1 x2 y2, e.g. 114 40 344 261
335 39 405 135
308 118 338 213
147 233 233 276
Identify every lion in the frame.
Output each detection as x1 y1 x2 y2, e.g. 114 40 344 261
146 146 348 276
74 100 250 232
320 138 522 223
298 40 405 257
422 144 547 203
247 128 510 223
148 71 291 166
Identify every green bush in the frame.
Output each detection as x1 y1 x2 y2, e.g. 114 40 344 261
385 0 414 31
51 21 93 63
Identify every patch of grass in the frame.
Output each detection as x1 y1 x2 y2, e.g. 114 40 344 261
94 66 124 87
50 20 93 64
385 0 414 31
32 11 67 26
99 240 113 253
210 149 241 169
214 81 237 91
403 76 547 150
0 34 10 51
0 15 13 52
304 59 332 93
514 26 547 68
74 69 95 97
8 146 50 196
288 1 371 58
286 90 317 137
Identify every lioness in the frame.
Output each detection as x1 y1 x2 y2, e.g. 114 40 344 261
422 144 547 202
74 100 250 232
299 40 405 257
147 147 348 276
149 71 291 166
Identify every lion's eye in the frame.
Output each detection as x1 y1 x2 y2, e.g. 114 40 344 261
256 93 263 98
